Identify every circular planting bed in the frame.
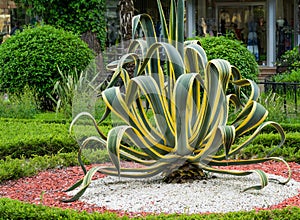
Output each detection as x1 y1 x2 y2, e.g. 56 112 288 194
1 161 300 217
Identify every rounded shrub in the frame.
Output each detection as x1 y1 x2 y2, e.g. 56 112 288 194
0 25 95 109
276 46 300 73
198 36 259 81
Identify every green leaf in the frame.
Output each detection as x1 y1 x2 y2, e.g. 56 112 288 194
242 169 268 192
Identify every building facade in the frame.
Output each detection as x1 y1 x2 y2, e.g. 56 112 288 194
185 0 299 67
0 0 16 35
106 0 300 67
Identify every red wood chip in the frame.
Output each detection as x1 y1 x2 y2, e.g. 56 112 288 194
0 161 299 217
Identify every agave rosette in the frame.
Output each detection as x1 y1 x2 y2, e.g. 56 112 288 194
65 0 291 202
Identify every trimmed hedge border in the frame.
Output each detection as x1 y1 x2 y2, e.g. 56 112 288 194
0 153 81 183
0 117 71 124
236 132 300 162
0 119 111 159
1 119 299 164
262 123 300 133
0 120 77 159
0 198 119 219
0 198 300 219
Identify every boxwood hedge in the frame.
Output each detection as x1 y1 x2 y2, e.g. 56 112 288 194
0 119 110 159
0 198 300 219
197 36 259 81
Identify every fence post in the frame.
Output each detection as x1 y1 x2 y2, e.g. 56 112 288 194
295 84 298 115
258 81 300 116
283 83 287 115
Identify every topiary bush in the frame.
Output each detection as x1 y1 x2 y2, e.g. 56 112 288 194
0 25 95 110
196 36 259 81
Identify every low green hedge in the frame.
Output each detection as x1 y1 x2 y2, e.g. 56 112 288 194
0 120 77 158
1 119 298 161
250 132 300 147
239 143 300 163
0 198 120 219
262 123 300 133
0 131 298 183
0 150 110 183
1 118 300 219
0 198 300 219
0 153 80 183
0 119 111 159
237 132 300 162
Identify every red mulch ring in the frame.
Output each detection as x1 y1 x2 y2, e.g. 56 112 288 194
0 161 300 217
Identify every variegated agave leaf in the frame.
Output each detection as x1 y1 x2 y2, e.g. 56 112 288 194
64 0 291 202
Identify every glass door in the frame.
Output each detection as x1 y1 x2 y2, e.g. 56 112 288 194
216 2 266 63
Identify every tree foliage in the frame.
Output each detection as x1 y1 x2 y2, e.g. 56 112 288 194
14 0 106 51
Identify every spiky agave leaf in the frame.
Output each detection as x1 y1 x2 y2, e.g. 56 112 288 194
66 56 289 201
65 0 290 202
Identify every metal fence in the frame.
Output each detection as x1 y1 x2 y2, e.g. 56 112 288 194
258 81 300 116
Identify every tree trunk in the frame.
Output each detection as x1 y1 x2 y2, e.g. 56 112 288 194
117 0 135 78
81 31 101 55
118 0 134 41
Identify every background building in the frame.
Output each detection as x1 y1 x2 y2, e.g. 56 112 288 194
107 0 299 68
1 0 299 68
0 0 16 35
185 0 299 67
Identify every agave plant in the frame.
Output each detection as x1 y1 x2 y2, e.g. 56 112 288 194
64 0 291 202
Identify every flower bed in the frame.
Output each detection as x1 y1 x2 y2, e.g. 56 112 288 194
1 161 299 217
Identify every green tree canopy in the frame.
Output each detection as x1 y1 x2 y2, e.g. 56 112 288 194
14 0 106 52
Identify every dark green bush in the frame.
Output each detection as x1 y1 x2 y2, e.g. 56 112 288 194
0 25 95 110
196 36 259 81
15 0 106 52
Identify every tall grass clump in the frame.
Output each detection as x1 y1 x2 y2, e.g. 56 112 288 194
0 86 39 119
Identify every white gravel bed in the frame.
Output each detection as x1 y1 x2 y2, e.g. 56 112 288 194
68 173 300 214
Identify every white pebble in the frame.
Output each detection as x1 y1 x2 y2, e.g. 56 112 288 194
68 173 300 214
